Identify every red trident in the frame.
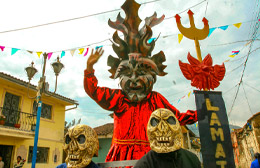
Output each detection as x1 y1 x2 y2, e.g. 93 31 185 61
175 10 209 62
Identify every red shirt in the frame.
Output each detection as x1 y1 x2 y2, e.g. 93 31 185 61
84 70 197 161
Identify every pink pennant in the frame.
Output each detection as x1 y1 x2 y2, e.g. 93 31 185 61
258 19 260 21
47 52 53 60
84 48 89 57
0 46 5 51
232 50 239 53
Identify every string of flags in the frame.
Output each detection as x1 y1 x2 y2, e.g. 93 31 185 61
177 91 193 103
177 19 260 43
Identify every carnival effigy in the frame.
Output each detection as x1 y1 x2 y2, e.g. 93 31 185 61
134 108 201 168
63 124 99 168
84 0 197 162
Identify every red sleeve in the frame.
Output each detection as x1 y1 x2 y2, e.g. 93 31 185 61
84 69 123 111
155 92 197 125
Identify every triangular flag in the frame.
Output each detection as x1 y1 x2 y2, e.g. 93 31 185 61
218 25 229 31
47 52 53 60
0 46 5 51
208 27 216 37
95 45 103 50
78 48 84 54
229 55 236 58
232 50 240 54
84 48 89 57
178 34 183 43
177 99 181 103
61 51 65 58
148 38 156 43
188 91 191 98
233 23 242 28
11 48 20 55
70 49 76 56
27 50 33 54
37 52 42 58
224 59 230 62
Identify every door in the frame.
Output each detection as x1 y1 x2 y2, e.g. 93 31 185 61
0 145 13 168
2 92 20 127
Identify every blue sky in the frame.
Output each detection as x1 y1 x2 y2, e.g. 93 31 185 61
0 0 259 128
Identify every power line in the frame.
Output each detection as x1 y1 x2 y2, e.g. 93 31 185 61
242 82 253 115
0 0 162 34
228 7 260 117
244 82 260 93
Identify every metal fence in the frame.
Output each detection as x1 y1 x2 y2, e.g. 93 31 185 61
0 107 36 132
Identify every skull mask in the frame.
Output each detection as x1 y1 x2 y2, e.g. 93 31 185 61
64 124 99 168
147 108 183 153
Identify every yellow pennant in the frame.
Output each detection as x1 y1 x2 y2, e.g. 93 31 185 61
78 48 84 54
233 23 242 28
36 52 42 58
70 49 76 56
178 34 183 43
229 55 236 58
188 91 191 98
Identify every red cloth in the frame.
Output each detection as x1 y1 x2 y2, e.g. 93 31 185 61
84 70 197 162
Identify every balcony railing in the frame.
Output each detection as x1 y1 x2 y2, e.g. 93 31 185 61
0 107 36 132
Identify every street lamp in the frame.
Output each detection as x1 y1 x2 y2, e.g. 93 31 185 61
25 53 64 168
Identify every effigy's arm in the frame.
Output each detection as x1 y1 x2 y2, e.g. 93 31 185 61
156 92 197 125
84 69 122 111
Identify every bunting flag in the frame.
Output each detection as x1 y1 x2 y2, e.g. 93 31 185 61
61 51 65 58
27 50 33 54
208 27 216 37
70 49 76 56
177 99 181 103
47 52 53 60
178 34 183 43
188 91 191 98
224 59 230 62
148 38 156 43
78 48 84 54
218 25 229 31
95 45 103 50
233 23 242 28
37 52 42 58
229 50 240 58
84 48 89 57
0 46 5 51
11 48 20 55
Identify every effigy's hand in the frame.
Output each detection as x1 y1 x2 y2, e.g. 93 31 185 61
86 47 104 72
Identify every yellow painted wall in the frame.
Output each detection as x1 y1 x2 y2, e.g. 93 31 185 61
0 78 71 167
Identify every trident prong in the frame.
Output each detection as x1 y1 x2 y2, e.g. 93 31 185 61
175 10 209 62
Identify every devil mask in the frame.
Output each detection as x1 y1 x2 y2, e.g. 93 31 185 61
107 0 167 102
147 108 183 153
64 124 99 168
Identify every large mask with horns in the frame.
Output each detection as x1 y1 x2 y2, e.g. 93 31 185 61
64 124 99 168
147 108 184 153
107 0 167 102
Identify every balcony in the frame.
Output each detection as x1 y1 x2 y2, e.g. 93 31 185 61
0 107 36 138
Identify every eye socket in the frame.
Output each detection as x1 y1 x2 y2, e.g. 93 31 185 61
65 135 71 144
167 116 176 125
77 135 86 144
150 117 159 127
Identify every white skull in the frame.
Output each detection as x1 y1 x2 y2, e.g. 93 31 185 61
147 108 183 153
64 124 99 168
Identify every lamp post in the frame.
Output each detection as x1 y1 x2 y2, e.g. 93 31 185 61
25 53 64 168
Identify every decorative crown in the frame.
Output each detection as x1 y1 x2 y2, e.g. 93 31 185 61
107 0 167 79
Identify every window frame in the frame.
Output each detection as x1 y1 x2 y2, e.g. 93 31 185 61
28 146 50 163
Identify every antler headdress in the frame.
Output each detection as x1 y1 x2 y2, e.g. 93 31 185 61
107 0 167 78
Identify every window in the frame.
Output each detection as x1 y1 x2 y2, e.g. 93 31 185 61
28 146 49 163
33 101 52 119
